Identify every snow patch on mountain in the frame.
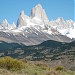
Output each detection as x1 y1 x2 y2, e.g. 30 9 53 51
49 18 75 38
0 4 74 46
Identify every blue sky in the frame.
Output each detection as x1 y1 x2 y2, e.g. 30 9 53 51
0 0 74 24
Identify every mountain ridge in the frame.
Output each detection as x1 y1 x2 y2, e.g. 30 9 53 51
0 40 75 69
0 4 74 46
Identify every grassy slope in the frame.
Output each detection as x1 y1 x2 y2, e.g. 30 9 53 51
0 41 75 75
0 66 74 75
0 57 74 75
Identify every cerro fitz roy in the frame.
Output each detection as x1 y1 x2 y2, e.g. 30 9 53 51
0 4 74 46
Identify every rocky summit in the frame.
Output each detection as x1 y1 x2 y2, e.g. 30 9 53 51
0 4 74 46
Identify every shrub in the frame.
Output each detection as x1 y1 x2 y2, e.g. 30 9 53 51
55 66 64 71
35 62 48 70
35 62 48 67
0 56 25 70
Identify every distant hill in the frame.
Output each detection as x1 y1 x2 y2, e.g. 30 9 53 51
0 40 75 69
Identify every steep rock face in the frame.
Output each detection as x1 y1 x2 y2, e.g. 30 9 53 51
17 10 27 27
30 4 49 23
10 22 16 30
49 18 74 35
0 19 10 30
0 20 16 30
0 31 72 46
0 4 74 46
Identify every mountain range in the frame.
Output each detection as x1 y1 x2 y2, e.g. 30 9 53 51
0 40 75 70
0 4 75 70
0 4 75 46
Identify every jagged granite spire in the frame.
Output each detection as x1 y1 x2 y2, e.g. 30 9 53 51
10 22 16 29
17 10 27 27
30 4 49 22
1 19 8 26
0 19 10 29
20 10 25 17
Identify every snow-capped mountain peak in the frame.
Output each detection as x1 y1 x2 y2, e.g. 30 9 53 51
35 4 42 8
30 4 49 23
17 10 28 27
0 4 74 46
0 19 10 30
20 10 25 18
1 19 8 26
10 22 16 30
56 17 65 22
2 19 8 23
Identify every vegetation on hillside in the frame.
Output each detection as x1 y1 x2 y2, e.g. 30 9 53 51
0 56 25 70
0 56 74 75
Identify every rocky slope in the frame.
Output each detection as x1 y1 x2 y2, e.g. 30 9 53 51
0 4 74 46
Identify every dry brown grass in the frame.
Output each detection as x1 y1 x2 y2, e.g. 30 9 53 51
0 57 74 75
0 56 25 70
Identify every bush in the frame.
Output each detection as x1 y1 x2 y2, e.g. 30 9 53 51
55 66 64 71
35 62 48 70
0 56 25 70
